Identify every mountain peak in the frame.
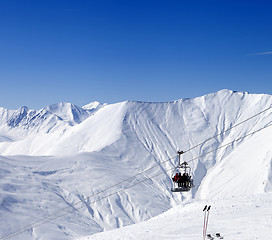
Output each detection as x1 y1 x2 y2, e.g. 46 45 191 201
82 101 103 110
44 102 91 124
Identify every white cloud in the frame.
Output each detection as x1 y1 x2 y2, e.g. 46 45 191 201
249 51 272 55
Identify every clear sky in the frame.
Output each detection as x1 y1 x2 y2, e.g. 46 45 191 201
0 0 271 109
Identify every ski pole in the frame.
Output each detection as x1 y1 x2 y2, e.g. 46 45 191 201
204 206 211 238
203 205 207 240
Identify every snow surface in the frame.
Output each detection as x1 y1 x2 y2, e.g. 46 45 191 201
0 89 272 239
82 193 272 240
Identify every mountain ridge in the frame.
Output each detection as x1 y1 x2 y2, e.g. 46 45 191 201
0 89 272 156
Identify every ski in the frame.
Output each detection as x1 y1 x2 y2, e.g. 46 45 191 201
215 233 224 239
206 233 214 240
207 233 224 239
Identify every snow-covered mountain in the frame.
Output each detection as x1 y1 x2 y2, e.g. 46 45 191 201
0 89 272 239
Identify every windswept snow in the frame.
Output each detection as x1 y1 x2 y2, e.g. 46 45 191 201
0 90 272 239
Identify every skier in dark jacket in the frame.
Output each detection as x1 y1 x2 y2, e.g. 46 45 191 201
184 173 189 187
178 173 183 187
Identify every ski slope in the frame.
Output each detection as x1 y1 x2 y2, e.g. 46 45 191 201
0 89 272 239
83 193 272 240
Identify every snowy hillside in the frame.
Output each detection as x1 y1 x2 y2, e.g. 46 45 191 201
1 89 272 240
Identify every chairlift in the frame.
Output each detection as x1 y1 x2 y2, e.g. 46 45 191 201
171 151 194 192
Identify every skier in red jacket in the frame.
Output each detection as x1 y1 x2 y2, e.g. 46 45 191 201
172 173 179 182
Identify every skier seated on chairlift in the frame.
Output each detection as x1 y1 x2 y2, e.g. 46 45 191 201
188 175 193 187
184 173 190 187
177 173 183 187
172 173 179 182
179 173 190 188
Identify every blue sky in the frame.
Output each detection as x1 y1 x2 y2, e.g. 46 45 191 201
0 0 271 109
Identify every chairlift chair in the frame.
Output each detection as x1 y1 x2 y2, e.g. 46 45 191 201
171 151 194 192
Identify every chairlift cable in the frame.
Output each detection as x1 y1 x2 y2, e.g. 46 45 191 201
186 121 272 165
183 104 272 154
0 166 176 240
0 155 177 240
